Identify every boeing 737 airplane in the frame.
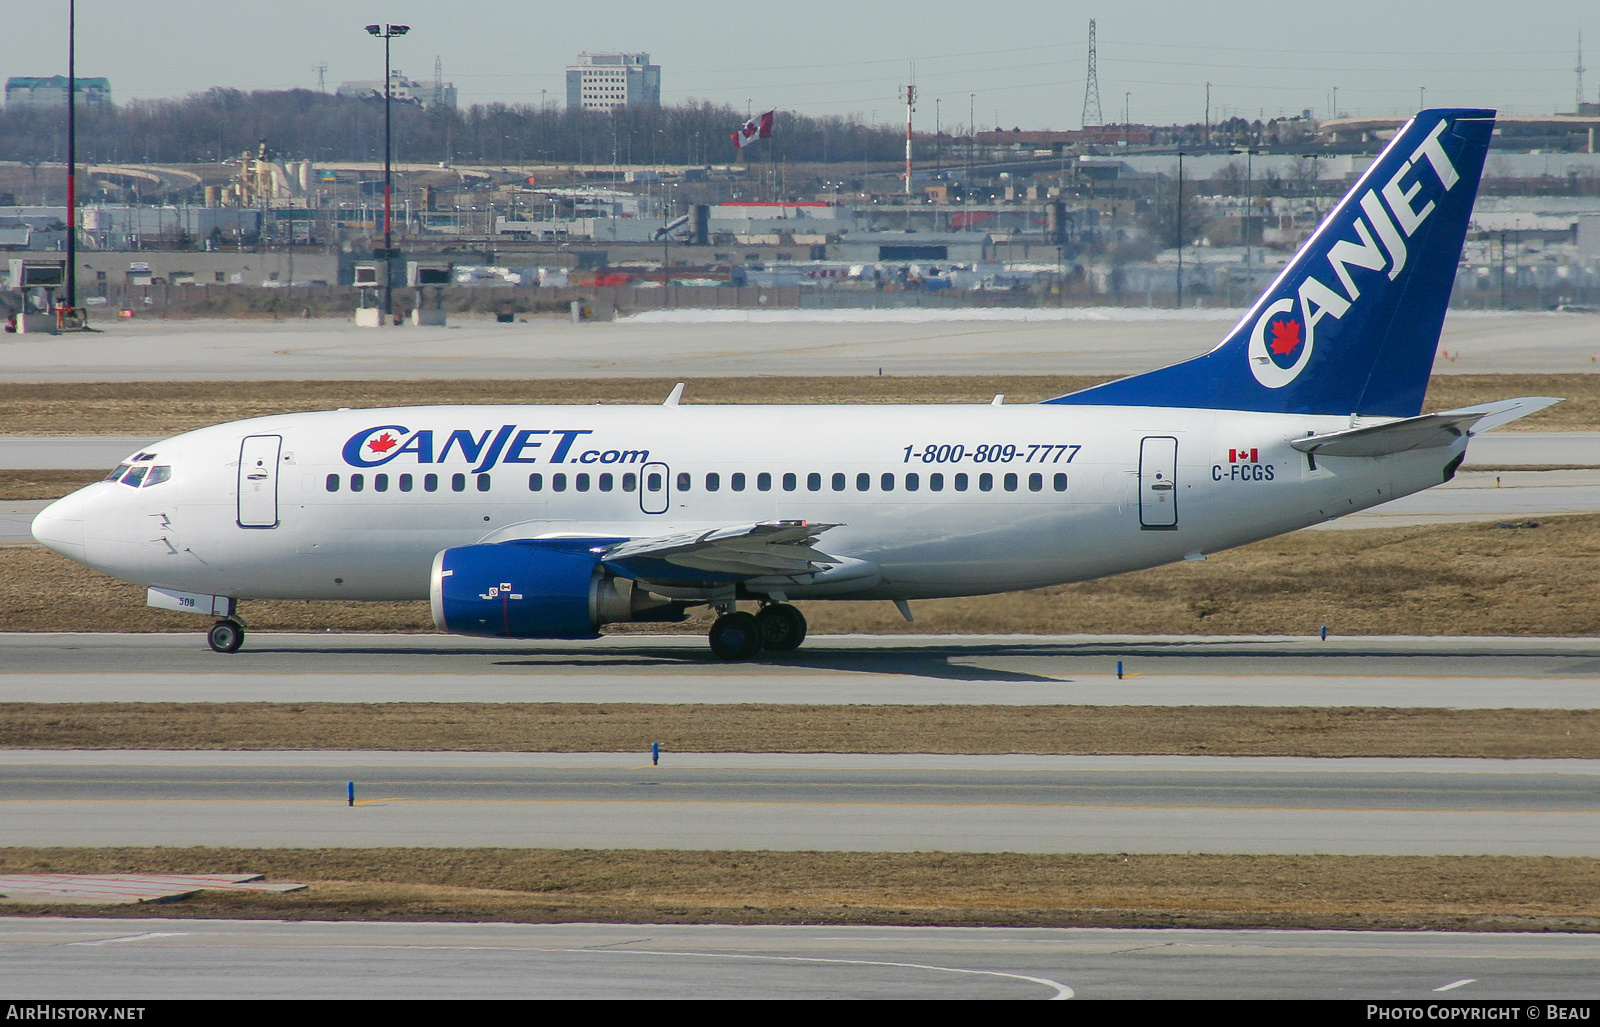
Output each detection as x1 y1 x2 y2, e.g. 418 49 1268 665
31 109 1557 659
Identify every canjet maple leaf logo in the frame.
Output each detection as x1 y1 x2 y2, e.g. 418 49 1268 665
1268 318 1302 357
367 432 400 455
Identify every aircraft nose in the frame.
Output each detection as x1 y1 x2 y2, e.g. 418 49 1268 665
31 490 88 562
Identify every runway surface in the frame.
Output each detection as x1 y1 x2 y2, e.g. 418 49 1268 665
0 632 1594 708
1 751 1594 855
1318 468 1600 528
3 920 1598 1000
1464 433 1600 467
0 436 156 469
1 310 1595 381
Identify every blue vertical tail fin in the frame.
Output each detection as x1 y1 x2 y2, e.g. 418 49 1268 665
1046 109 1495 417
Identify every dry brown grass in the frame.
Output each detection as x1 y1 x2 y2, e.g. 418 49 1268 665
1 847 1595 931
0 702 1593 757
7 513 1600 636
0 373 1592 436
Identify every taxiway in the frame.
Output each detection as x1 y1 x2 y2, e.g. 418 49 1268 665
0 751 1593 855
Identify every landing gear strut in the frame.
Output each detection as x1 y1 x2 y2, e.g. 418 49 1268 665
207 618 245 654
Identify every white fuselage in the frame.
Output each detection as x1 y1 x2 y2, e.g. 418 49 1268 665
35 402 1464 604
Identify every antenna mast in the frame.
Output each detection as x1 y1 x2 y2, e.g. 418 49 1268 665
1081 19 1103 128
434 55 444 107
314 63 327 92
1578 31 1587 112
904 73 916 198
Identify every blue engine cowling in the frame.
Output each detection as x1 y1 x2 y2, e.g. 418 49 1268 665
430 540 686 639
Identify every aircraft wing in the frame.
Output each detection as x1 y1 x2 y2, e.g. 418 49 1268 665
1290 397 1561 458
598 519 844 578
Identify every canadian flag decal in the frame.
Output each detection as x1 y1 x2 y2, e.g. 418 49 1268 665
1229 448 1259 464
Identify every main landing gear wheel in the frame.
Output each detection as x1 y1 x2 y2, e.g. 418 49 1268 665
708 611 762 661
755 603 807 652
207 619 245 654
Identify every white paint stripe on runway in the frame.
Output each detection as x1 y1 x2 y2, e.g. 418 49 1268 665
577 947 1075 1000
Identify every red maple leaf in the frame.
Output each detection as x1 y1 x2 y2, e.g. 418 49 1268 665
367 432 399 454
1268 318 1302 356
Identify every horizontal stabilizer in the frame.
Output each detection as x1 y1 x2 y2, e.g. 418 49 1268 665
1290 396 1561 458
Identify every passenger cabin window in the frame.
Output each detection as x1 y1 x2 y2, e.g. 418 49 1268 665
552 473 567 492
1054 473 1068 491
758 473 773 492
424 474 439 492
477 473 492 492
677 472 691 492
374 473 389 493
399 474 414 492
782 473 796 492
1029 473 1043 492
705 472 720 492
930 473 944 492
599 473 614 492
1003 473 1018 492
905 472 919 491
528 473 543 491
451 473 466 493
350 473 364 492
807 473 821 492
732 472 746 492
575 473 590 492
623 473 638 492
954 473 969 492
144 466 172 487
880 473 894 491
831 473 846 492
325 473 340 492
978 473 993 492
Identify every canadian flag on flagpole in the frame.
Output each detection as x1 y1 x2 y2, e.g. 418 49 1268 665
731 110 775 150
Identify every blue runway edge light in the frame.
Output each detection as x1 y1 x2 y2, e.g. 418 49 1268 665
651 742 660 766
346 781 355 806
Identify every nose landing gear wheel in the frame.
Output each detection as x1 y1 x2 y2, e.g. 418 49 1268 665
207 619 245 654
708 611 762 661
755 603 807 652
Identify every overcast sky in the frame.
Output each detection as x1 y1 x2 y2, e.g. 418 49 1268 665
4 0 1596 129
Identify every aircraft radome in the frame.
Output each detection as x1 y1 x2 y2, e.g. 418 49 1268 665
33 109 1556 660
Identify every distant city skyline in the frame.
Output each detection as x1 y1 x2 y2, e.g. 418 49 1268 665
2 0 1595 130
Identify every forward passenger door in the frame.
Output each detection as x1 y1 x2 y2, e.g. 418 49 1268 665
1138 436 1178 530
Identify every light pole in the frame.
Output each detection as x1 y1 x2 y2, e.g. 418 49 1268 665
365 23 409 323
1231 146 1258 286
1175 151 1184 309
967 92 975 205
64 0 78 322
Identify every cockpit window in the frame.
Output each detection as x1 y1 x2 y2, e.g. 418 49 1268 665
120 466 148 488
105 464 130 481
144 466 172 487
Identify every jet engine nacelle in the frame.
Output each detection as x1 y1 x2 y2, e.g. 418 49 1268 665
429 541 685 639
